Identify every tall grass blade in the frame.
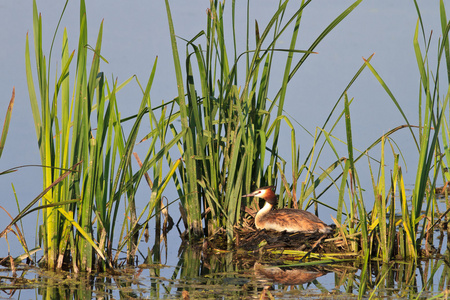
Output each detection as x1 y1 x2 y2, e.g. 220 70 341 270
0 87 15 160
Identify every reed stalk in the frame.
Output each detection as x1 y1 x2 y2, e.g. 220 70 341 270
0 88 15 161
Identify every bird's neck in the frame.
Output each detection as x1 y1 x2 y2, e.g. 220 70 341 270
256 201 273 218
255 201 274 229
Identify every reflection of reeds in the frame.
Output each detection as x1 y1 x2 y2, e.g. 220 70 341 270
0 248 445 298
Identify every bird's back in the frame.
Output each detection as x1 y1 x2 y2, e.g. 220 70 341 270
256 208 331 233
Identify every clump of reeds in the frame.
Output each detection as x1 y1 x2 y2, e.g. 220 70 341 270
328 0 450 295
21 0 181 271
165 0 450 285
164 0 363 242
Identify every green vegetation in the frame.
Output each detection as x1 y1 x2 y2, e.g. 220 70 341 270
165 0 362 243
0 88 14 162
20 0 182 271
0 2 449 299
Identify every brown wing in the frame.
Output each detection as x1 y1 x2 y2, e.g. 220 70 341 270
263 209 328 232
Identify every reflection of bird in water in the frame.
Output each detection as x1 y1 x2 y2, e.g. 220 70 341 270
254 262 328 286
243 186 332 233
181 290 189 300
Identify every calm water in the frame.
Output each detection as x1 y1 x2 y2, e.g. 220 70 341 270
0 245 447 299
0 1 448 298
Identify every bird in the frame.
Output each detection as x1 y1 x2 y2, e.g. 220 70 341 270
242 186 332 234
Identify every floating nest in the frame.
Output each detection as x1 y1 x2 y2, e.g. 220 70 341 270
201 224 354 262
235 226 340 253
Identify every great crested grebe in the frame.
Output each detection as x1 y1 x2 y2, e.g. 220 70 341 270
243 186 332 233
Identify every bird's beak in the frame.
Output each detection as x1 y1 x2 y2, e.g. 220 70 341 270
242 191 257 197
